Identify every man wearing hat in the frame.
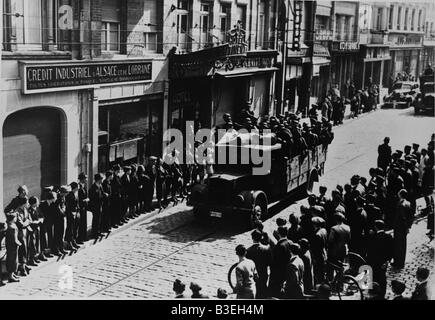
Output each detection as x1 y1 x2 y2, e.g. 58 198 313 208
349 195 369 257
311 217 327 285
111 165 124 228
366 220 394 298
39 191 57 258
89 173 108 239
328 213 351 265
145 157 157 212
102 170 114 233
173 279 187 298
385 167 404 228
283 243 305 299
246 229 272 299
77 173 89 244
412 143 421 162
4 185 29 214
53 186 69 255
16 197 31 274
190 282 208 299
377 137 392 172
65 182 81 251
121 166 133 222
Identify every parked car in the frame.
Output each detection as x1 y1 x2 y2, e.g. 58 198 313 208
415 82 435 115
383 81 420 108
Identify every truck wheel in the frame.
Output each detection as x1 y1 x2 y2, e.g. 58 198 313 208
248 191 268 229
193 207 208 224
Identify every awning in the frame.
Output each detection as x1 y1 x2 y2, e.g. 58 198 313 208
312 56 331 66
214 67 279 78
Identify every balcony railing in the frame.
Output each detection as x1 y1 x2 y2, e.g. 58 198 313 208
169 43 277 79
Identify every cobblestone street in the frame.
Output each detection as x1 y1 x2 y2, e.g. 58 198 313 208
0 107 433 299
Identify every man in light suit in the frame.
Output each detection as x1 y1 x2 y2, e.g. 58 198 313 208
392 189 414 269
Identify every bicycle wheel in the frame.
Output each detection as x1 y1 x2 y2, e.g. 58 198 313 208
336 275 364 301
227 262 238 291
344 252 367 277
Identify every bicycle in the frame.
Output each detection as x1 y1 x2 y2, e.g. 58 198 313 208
227 252 367 300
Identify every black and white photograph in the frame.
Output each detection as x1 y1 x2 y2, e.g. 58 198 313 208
0 0 433 306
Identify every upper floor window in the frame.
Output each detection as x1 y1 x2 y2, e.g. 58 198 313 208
404 8 408 30
411 9 415 31
376 8 383 30
101 0 121 52
177 0 192 51
220 3 231 42
418 10 422 32
236 5 247 30
388 6 394 29
397 7 402 30
143 0 159 52
199 3 213 48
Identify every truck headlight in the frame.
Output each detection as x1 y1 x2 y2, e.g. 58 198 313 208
233 194 245 206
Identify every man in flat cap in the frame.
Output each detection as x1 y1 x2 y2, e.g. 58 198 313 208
4 185 29 214
385 167 404 228
377 137 392 172
77 173 89 244
311 217 327 285
404 145 412 158
65 182 81 251
366 220 394 298
89 173 108 239
328 213 351 266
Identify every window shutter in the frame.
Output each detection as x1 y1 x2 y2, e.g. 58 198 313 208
102 0 121 22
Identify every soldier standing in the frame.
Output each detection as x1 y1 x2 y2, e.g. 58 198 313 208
78 173 90 244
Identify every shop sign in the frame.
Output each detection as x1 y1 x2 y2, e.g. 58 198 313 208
331 41 360 52
21 60 153 94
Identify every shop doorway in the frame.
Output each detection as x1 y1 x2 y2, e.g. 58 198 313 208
3 107 63 205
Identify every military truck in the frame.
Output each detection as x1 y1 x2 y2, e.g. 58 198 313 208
415 74 435 115
187 132 328 228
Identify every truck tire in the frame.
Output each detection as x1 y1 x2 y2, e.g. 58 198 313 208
193 207 208 224
248 191 268 229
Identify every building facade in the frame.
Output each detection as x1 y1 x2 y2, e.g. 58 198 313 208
0 0 169 216
357 1 391 91
167 0 279 129
387 1 426 82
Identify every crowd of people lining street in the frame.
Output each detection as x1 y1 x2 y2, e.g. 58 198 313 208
0 106 335 287
307 78 380 127
172 135 434 300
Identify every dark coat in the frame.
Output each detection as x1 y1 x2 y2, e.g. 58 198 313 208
246 243 272 288
366 230 394 268
411 282 429 300
377 143 392 169
89 183 105 214
65 191 80 217
78 183 89 211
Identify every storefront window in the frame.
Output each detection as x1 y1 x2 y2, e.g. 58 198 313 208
98 99 163 170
